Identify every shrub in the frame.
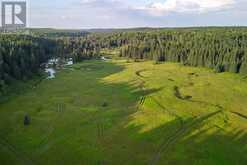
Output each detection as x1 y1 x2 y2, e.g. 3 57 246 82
24 115 31 126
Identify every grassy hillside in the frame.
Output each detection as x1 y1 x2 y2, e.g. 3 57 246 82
0 59 246 165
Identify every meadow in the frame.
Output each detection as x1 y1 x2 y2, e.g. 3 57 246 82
0 59 246 165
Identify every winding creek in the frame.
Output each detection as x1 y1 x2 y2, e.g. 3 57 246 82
44 56 108 79
44 58 73 79
45 68 56 79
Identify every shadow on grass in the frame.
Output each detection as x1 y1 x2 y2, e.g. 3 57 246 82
64 61 247 165
0 60 165 165
0 61 246 165
125 108 247 165
87 62 247 165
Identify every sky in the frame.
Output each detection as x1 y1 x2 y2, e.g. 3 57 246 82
28 0 247 28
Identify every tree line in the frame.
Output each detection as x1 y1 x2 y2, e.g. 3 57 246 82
79 28 247 74
117 28 247 74
55 37 100 62
1 27 247 94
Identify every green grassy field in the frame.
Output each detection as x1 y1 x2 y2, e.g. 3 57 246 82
0 59 246 165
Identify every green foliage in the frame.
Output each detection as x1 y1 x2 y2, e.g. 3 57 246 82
0 34 56 93
0 34 101 94
2 27 247 95
84 27 247 74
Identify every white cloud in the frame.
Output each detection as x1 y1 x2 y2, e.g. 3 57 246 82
137 0 235 15
31 0 246 28
79 0 97 4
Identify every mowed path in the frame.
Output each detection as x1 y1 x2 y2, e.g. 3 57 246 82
0 60 246 165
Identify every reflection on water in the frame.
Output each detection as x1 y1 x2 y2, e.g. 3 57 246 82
66 60 73 66
101 56 111 61
44 58 74 79
45 68 56 79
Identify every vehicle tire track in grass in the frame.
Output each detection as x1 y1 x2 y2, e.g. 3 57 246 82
149 89 224 165
0 136 35 165
151 97 184 125
230 111 247 120
136 70 183 164
149 110 223 165
173 86 192 100
136 69 148 78
135 68 225 165
173 84 225 111
136 70 148 109
135 68 186 165
135 68 226 165
148 96 185 165
139 79 146 107
37 103 65 151
139 96 146 106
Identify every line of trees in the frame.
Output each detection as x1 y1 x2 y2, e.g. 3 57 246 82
55 37 100 62
1 28 247 94
79 28 247 74
117 28 247 74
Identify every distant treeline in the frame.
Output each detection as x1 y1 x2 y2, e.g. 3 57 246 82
55 37 100 62
120 29 247 74
29 28 89 38
87 28 247 74
1 27 247 94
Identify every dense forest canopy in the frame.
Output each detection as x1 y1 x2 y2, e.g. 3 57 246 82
119 29 247 74
0 34 100 94
84 28 247 74
0 35 55 94
1 27 247 94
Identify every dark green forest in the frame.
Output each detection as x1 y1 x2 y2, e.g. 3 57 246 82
118 28 247 74
1 27 247 94
86 28 247 74
0 35 55 94
0 34 99 94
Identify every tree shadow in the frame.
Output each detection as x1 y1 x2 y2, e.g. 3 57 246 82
69 61 247 165
0 60 246 165
0 60 164 165
124 108 247 165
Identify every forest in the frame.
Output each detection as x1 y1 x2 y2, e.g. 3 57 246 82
0 35 55 94
0 34 99 95
83 28 247 74
1 27 247 95
118 28 247 74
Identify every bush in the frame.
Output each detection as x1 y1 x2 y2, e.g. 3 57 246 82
215 64 225 73
102 102 108 107
24 115 31 126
